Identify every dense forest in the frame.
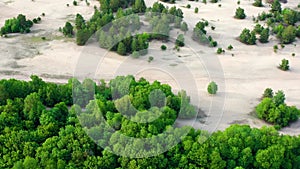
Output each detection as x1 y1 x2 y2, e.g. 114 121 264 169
1 76 300 168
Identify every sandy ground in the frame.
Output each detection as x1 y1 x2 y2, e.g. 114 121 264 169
0 0 300 134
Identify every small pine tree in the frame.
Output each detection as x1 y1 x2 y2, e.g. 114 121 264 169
207 81 218 95
235 7 246 19
279 59 289 71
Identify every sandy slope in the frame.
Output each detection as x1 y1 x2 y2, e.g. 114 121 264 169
0 0 300 134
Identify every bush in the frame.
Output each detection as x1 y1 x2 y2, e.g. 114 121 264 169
175 34 185 47
253 0 263 7
186 4 191 8
148 56 154 63
262 88 273 99
195 7 199 13
207 81 218 94
259 28 270 43
73 0 78 6
216 48 224 54
239 28 256 45
210 0 218 3
227 45 233 50
256 90 300 129
279 25 296 44
235 7 246 19
132 51 140 58
62 22 74 37
0 14 33 35
279 59 289 71
161 45 167 51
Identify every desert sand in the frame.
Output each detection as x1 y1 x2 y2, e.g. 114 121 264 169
0 0 299 134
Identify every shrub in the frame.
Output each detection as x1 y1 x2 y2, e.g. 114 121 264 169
227 45 233 50
132 51 140 58
186 4 191 8
195 7 199 13
148 56 154 63
259 28 270 43
216 48 224 54
161 45 167 51
239 28 256 45
207 81 218 94
279 25 296 44
175 34 185 47
279 59 289 71
210 0 218 3
262 88 273 99
256 90 300 129
235 7 246 19
73 0 78 6
253 0 263 7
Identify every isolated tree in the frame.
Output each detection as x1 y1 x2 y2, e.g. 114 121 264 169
62 22 74 37
180 22 188 32
207 81 218 94
176 34 185 47
235 7 246 19
279 59 289 71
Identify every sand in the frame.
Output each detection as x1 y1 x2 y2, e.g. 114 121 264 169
0 0 300 134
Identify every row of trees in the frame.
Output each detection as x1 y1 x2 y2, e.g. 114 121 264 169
0 14 35 35
1 76 300 168
71 1 186 56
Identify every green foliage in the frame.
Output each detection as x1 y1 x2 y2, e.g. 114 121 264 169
161 44 167 50
239 28 257 45
210 0 218 3
227 44 233 50
279 59 289 71
253 0 263 7
132 0 147 13
193 21 217 46
62 22 74 37
207 81 218 94
73 0 78 6
216 48 224 54
0 14 34 35
180 22 188 32
262 88 274 99
195 7 199 13
1 77 300 168
175 34 185 47
271 0 281 13
235 7 246 19
278 25 296 44
259 28 270 43
256 90 299 128
148 56 154 63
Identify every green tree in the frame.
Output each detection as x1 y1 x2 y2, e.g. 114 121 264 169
239 29 256 45
259 28 269 43
133 0 146 13
279 59 289 71
175 34 185 47
62 22 74 37
280 26 296 44
235 7 246 19
271 0 281 13
207 81 218 94
117 42 127 55
253 0 263 7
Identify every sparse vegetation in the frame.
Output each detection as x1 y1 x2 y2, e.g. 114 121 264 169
207 81 218 94
227 45 233 50
279 59 289 71
161 44 167 51
235 7 246 19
